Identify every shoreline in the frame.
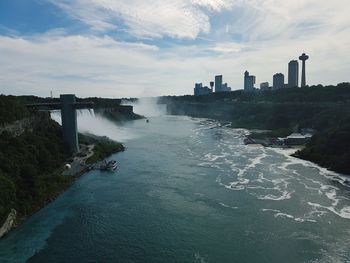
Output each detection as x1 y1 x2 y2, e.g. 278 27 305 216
0 141 124 240
243 131 350 179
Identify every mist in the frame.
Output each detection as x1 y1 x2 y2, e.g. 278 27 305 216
50 110 137 142
123 97 166 117
49 98 166 142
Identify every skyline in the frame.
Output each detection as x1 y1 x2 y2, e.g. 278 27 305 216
0 0 350 98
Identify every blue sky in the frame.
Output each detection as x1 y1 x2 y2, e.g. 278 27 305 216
0 0 349 97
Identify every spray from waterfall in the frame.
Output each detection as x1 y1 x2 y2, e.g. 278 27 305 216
50 109 136 142
122 97 167 117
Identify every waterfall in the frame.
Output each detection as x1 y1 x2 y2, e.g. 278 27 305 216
50 109 136 142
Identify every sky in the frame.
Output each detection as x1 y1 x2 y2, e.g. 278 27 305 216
0 0 349 98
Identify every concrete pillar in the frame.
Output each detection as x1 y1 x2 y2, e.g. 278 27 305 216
301 60 306 87
60 94 79 153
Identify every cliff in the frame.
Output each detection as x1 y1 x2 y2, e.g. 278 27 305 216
95 106 143 122
0 116 43 137
0 209 16 239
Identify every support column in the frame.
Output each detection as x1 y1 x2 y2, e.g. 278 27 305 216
301 60 306 87
60 94 79 153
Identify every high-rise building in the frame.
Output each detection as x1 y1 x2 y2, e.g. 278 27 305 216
194 83 212 96
244 71 256 91
273 73 284 90
299 53 309 87
215 75 223 92
210 81 214 90
221 83 231 92
260 82 270 91
288 60 299 88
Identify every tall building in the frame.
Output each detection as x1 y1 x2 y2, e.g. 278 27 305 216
244 71 256 92
288 60 299 88
215 75 223 92
194 83 212 96
299 53 309 87
273 73 284 90
221 83 232 92
260 82 270 91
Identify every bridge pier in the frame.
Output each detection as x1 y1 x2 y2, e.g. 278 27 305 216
26 95 94 154
60 94 79 153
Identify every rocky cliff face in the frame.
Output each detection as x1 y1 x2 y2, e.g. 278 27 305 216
95 106 143 122
0 209 16 239
0 112 48 137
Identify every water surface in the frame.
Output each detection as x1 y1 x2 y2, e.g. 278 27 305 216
1 116 350 262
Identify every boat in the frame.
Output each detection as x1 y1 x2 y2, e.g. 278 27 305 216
100 160 118 171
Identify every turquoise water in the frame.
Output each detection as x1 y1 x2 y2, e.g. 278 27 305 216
1 116 350 262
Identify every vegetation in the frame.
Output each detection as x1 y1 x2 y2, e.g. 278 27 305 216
0 95 31 125
0 105 70 224
95 108 144 122
79 133 125 164
248 128 293 140
160 82 350 104
18 95 143 122
295 119 350 174
0 96 128 226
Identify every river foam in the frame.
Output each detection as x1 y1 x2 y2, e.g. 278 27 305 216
186 120 350 222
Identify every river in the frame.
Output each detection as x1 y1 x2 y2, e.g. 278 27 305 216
0 115 350 262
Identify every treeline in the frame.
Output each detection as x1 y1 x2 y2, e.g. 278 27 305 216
0 96 70 225
160 82 350 104
19 95 124 109
77 97 122 108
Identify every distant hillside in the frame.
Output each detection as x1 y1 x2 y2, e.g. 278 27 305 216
160 82 350 104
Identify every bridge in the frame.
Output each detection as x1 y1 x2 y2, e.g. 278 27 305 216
27 94 94 153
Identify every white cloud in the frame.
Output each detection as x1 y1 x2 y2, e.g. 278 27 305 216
48 0 350 43
0 28 349 98
49 0 238 39
209 42 245 53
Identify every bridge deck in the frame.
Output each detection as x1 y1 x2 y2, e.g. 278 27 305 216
26 102 94 110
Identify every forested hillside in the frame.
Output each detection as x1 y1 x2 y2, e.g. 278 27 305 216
0 95 31 125
0 96 69 225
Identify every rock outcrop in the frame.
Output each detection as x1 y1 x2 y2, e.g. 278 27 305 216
0 209 17 239
0 113 48 137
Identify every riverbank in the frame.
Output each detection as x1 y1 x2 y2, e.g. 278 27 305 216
163 86 350 175
0 95 132 239
0 134 125 239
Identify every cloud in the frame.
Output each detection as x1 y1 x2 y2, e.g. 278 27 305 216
47 0 350 44
1 27 349 98
0 35 164 97
226 0 350 42
1 1 350 97
209 42 245 53
48 0 238 39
